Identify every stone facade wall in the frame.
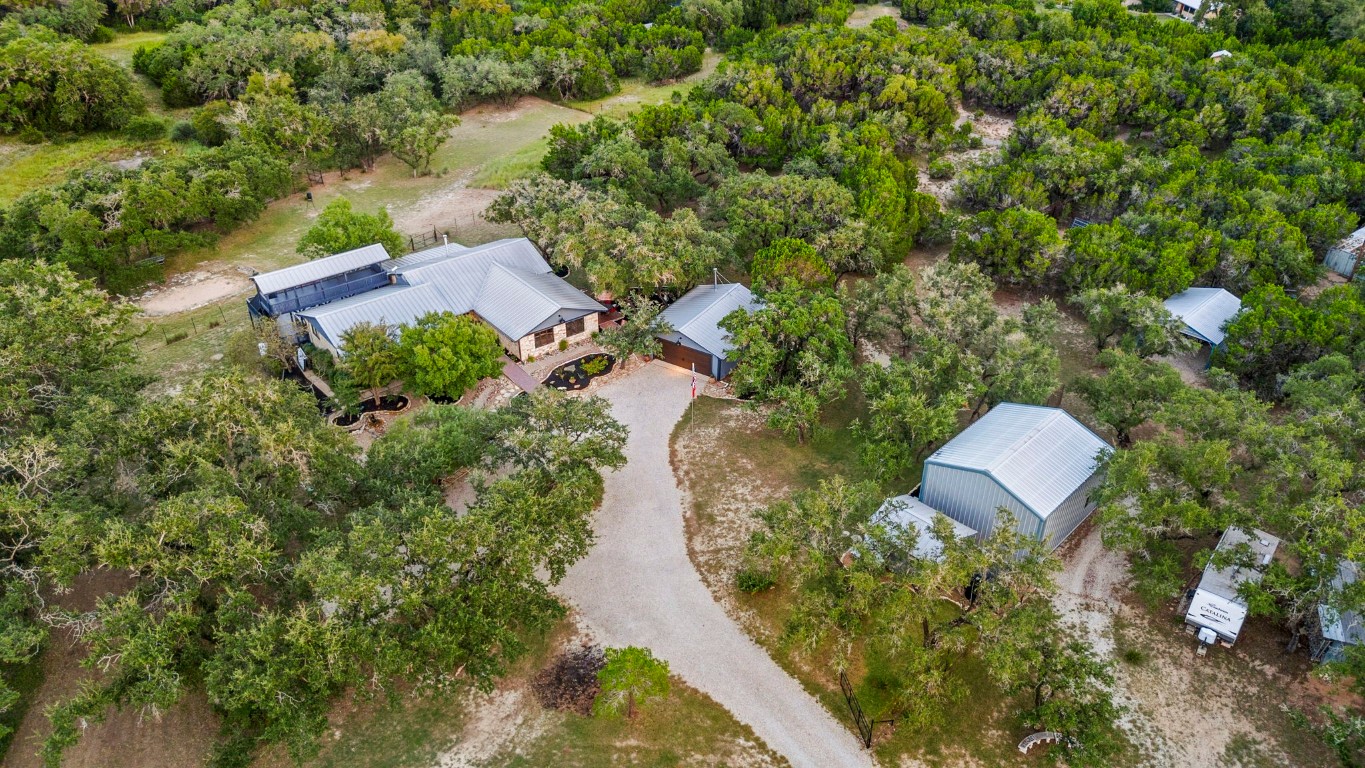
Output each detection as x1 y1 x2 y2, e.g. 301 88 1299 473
518 312 600 360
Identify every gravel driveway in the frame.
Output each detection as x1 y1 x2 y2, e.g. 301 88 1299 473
556 362 875 768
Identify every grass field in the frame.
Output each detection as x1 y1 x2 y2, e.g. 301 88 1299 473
569 51 722 120
0 135 174 204
252 621 784 768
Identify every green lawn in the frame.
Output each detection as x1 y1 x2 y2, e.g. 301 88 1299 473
569 51 722 120
0 135 174 205
168 98 590 279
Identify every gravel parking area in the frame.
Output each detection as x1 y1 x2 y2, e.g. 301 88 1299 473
555 362 874 768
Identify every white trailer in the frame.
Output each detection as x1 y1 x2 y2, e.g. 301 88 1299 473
1185 527 1280 646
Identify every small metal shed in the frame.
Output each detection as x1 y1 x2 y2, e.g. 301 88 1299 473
919 404 1110 550
1163 287 1242 347
1184 527 1280 645
872 495 977 562
1311 561 1365 663
1325 226 1365 280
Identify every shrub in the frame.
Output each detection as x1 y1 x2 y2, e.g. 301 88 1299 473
1120 648 1147 665
558 338 568 352
164 330 189 344
928 158 955 180
124 115 168 141
89 25 115 43
736 568 775 593
582 356 608 376
170 120 196 142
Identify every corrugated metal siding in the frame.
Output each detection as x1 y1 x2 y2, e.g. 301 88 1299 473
1325 226 1365 278
252 244 390 295
1040 471 1103 549
922 404 1109 519
919 464 1042 542
1163 287 1242 346
658 283 760 360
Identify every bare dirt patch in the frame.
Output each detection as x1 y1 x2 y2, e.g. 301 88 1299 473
1051 524 1335 767
846 2 909 29
918 106 1016 208
136 266 252 316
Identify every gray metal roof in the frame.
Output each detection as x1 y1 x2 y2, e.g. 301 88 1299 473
874 495 976 561
386 242 468 270
294 238 604 347
657 283 760 360
924 404 1110 520
251 243 391 295
1319 561 1365 646
297 283 445 347
1163 287 1242 347
475 265 605 340
1198 527 1280 602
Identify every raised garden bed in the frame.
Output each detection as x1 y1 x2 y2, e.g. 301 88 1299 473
331 395 410 428
542 353 616 391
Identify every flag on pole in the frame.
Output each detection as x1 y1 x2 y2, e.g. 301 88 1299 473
690 363 696 399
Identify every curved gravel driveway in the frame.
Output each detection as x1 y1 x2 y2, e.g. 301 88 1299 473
556 362 875 768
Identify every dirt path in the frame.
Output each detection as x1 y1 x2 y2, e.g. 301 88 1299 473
555 363 875 768
1052 525 1317 767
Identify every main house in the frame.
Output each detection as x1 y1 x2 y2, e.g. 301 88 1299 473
656 282 760 379
919 403 1110 551
247 238 606 360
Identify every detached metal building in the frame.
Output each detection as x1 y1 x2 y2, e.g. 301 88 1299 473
1325 226 1365 280
873 495 977 562
1311 561 1364 663
1163 287 1242 348
1185 527 1279 645
656 283 760 380
919 404 1110 550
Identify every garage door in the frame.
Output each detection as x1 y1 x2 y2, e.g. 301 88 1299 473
659 339 712 376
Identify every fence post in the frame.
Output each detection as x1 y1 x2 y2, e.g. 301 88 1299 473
191 317 198 334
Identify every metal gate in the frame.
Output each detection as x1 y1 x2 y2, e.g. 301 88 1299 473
839 670 875 748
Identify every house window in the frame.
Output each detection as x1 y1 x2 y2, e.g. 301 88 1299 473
533 328 555 349
565 317 585 336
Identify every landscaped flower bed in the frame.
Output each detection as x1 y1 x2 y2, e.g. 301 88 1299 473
331 395 410 428
542 353 616 391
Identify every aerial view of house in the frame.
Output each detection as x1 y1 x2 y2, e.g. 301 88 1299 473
4 2 1363 768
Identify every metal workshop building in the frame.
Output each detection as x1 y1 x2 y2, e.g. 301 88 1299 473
919 403 1110 551
1163 286 1242 348
1311 561 1365 663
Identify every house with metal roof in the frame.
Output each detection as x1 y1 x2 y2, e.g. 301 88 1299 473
1185 527 1280 646
1325 226 1365 280
1163 287 1242 347
656 283 761 379
254 238 605 360
919 404 1110 550
1311 561 1365 663
247 243 393 328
